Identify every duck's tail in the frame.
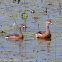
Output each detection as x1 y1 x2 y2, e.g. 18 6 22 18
36 34 38 37
5 36 9 39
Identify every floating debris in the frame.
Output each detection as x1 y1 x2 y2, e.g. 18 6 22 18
48 4 52 6
30 10 35 13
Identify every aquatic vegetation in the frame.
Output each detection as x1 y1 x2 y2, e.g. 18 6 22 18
13 0 20 4
19 9 22 13
13 23 16 29
53 47 62 50
1 28 15 32
56 37 62 39
0 51 13 55
21 2 29 5
23 32 35 37
0 31 8 35
21 13 28 19
41 0 43 3
11 9 18 12
28 52 41 55
13 0 16 3
0 61 3 62
33 17 39 19
0 42 4 44
0 11 6 15
10 14 17 17
57 32 62 35
52 59 62 62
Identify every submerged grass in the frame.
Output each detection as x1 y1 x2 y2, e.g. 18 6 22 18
0 32 8 35
0 51 13 55
0 42 4 44
28 52 41 55
23 32 35 37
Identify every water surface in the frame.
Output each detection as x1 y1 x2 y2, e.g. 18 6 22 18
0 0 62 62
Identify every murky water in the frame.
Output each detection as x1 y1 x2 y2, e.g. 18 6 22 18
0 0 62 62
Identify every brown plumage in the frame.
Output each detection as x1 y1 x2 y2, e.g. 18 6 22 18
5 24 24 41
36 20 52 38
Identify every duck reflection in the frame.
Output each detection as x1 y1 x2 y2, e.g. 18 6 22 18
16 38 24 57
6 38 24 57
36 38 51 56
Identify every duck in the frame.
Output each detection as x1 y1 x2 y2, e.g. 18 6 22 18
5 24 25 41
36 20 52 38
37 37 51 55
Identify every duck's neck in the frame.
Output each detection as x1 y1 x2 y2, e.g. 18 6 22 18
18 27 23 38
46 24 50 35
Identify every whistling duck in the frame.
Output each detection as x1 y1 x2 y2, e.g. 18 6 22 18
5 24 25 40
36 20 52 38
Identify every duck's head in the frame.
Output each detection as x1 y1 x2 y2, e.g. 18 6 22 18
18 24 25 28
46 20 52 25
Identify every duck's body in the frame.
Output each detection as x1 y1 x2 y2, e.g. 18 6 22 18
36 31 51 38
5 24 24 41
5 34 23 39
36 20 52 38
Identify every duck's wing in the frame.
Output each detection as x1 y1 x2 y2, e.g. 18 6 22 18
6 34 19 37
14 34 19 36
36 31 47 38
37 31 46 34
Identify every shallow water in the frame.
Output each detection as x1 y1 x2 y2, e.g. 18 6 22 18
0 0 62 62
